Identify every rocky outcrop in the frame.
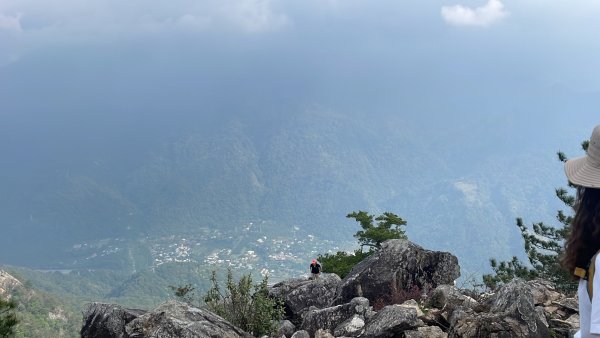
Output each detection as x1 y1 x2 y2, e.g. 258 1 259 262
361 304 423 338
80 240 581 338
346 277 574 338
447 279 551 337
81 303 146 338
81 301 252 338
0 270 23 297
269 273 341 323
300 297 371 336
334 239 460 305
126 301 253 338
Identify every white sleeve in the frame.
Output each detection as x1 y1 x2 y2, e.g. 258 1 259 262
591 257 600 334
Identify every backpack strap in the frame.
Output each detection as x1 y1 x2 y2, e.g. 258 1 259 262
574 250 600 302
588 251 600 301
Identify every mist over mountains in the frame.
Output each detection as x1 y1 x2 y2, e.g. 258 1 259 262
2 0 600 281
4 3 600 336
1 91 597 276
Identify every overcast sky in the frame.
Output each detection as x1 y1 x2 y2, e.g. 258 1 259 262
1 0 599 133
2 0 600 263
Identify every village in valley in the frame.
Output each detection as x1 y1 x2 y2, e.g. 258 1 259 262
67 221 350 282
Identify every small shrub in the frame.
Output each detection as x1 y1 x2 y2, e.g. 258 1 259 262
373 284 423 311
203 270 284 337
169 284 196 304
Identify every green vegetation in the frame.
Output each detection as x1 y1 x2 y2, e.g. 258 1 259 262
349 211 408 249
0 272 80 338
318 250 370 279
10 290 80 338
169 284 196 305
483 145 586 294
2 262 219 337
0 297 18 338
318 211 407 278
203 270 284 337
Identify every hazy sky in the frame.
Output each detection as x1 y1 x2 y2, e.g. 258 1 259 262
2 0 600 271
2 1 600 80
1 0 599 132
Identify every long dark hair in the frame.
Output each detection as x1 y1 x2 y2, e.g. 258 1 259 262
562 187 600 276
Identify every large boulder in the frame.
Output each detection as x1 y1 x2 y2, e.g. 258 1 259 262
125 300 252 338
81 302 146 338
449 279 551 338
269 273 341 322
403 326 447 338
290 330 310 338
333 314 366 337
300 297 371 336
335 239 460 305
361 304 423 338
276 319 296 338
428 285 478 310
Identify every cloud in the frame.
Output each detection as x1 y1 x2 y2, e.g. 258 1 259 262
441 0 508 27
0 13 22 65
222 0 290 33
0 0 289 35
0 0 291 65
0 13 22 32
177 14 212 30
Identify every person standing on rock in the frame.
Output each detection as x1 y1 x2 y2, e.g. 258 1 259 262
309 259 321 280
563 124 600 338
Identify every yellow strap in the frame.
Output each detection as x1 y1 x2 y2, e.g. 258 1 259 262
575 267 587 278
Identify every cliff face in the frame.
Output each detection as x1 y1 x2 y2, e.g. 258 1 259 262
0 269 81 337
0 269 23 297
80 240 579 338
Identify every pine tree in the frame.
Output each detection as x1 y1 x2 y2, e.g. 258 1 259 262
349 211 407 250
318 211 407 278
0 297 18 338
483 142 588 294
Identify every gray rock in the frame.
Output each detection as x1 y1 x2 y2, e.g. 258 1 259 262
535 306 548 327
428 285 478 310
362 304 423 338
276 319 295 338
333 314 365 337
553 297 579 313
300 297 370 336
449 279 551 338
400 300 424 317
269 273 341 322
290 330 310 338
425 284 480 330
314 328 334 338
125 300 252 338
527 279 562 306
81 302 145 338
403 326 447 338
335 239 460 305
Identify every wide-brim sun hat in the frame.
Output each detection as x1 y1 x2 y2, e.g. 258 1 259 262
565 125 600 188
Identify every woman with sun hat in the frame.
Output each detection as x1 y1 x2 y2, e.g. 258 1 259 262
563 124 600 337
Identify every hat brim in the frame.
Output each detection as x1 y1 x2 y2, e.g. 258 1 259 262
565 156 600 188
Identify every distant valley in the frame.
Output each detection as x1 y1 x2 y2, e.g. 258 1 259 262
0 108 592 315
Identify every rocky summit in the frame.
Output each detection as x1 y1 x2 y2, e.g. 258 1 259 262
81 239 580 338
